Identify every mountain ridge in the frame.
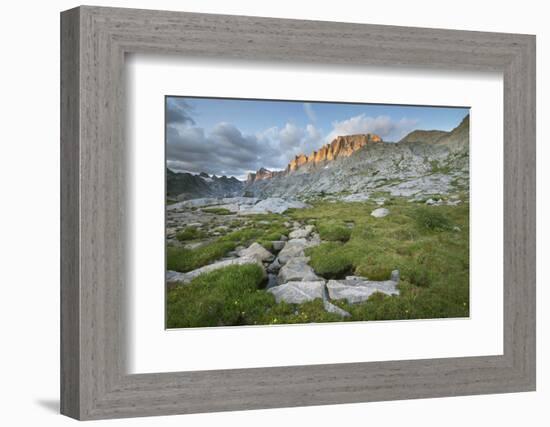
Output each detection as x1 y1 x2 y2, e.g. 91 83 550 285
167 169 243 200
244 114 469 200
167 114 469 201
246 114 468 185
247 133 383 184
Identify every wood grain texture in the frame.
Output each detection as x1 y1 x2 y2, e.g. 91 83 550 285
60 6 536 420
60 7 80 419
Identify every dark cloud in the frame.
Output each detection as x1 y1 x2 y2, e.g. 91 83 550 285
166 121 291 178
166 98 195 126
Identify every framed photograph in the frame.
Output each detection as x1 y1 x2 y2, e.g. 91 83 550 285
61 6 536 420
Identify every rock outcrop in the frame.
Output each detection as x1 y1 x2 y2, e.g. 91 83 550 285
288 133 382 172
166 256 263 285
245 133 383 185
326 274 400 304
246 167 285 184
268 281 325 304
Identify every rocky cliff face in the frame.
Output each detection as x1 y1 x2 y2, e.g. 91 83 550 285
289 133 382 171
247 133 383 184
246 167 285 184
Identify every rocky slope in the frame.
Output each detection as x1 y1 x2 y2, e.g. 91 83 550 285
167 169 244 200
245 114 469 200
246 133 383 183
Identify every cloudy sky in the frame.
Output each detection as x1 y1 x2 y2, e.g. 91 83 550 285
166 96 469 180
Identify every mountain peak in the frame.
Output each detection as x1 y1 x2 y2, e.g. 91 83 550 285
246 133 383 184
399 114 470 145
288 133 382 172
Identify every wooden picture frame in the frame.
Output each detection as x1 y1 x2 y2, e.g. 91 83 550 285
60 5 536 420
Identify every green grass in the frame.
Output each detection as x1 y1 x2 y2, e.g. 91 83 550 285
167 241 236 273
166 264 269 328
168 218 290 273
202 207 233 215
413 206 453 231
167 264 343 328
175 226 206 242
291 197 470 320
167 196 470 327
316 220 352 242
306 242 354 278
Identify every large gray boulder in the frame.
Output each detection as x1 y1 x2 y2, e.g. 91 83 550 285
371 208 390 218
237 242 274 262
239 198 309 214
277 257 321 284
221 196 259 205
327 278 399 304
166 256 263 285
268 281 325 304
289 225 314 239
213 203 240 213
307 233 321 247
323 299 351 317
277 238 308 264
340 192 370 202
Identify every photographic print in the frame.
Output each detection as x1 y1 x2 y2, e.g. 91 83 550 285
165 97 470 329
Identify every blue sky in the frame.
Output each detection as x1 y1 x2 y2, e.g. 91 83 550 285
166 96 469 179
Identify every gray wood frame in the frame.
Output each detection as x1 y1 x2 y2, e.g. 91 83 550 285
60 5 536 420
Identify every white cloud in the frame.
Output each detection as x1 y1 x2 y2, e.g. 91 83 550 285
325 114 418 143
278 123 305 151
303 103 317 122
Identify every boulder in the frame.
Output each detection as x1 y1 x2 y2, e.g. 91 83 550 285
371 208 390 218
277 257 321 284
340 192 370 202
327 278 399 304
237 242 274 262
268 281 325 304
307 233 322 247
289 227 312 239
239 198 309 214
323 299 351 317
345 275 368 282
166 257 263 285
425 198 443 206
221 196 258 205
277 238 308 264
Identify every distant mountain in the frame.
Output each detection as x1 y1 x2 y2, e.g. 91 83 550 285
399 114 469 150
167 169 244 200
245 115 469 200
246 167 284 184
398 129 448 144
